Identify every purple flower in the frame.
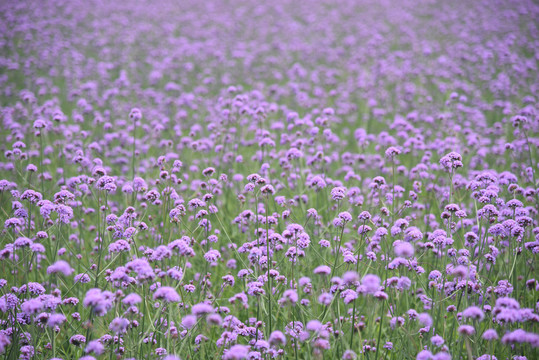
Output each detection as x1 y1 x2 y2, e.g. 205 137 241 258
47 313 66 327
482 329 498 341
192 302 214 316
204 249 221 263
458 325 475 336
362 274 381 294
418 313 433 327
14 237 32 248
0 333 11 354
223 344 249 359
122 293 142 306
109 317 130 333
207 313 222 326
394 241 414 258
19 345 34 360
280 289 299 305
269 330 286 346
74 273 91 284
306 320 322 332
21 298 43 315
153 287 180 303
476 355 497 360
430 335 444 346
69 334 86 346
416 350 433 360
129 108 142 121
385 146 401 158
343 271 359 285
432 353 451 360
47 260 74 276
330 187 346 201
181 315 197 329
462 306 485 321
85 340 105 355
163 356 182 360
341 289 358 304
83 289 114 316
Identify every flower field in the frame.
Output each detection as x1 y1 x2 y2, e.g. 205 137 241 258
0 0 538 359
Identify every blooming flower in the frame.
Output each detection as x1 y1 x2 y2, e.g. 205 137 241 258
153 287 181 303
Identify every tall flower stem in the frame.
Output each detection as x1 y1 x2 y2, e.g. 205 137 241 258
39 133 44 196
264 197 272 335
350 220 367 348
131 116 137 205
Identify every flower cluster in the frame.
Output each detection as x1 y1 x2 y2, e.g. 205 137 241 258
0 0 538 359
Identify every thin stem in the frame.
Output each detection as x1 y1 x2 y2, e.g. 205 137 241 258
264 196 272 335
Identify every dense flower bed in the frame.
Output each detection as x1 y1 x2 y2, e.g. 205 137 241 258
0 0 538 359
